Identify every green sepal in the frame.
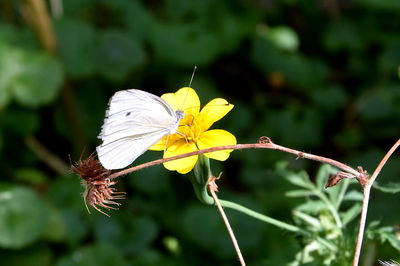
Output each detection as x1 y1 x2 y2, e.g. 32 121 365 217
190 155 214 205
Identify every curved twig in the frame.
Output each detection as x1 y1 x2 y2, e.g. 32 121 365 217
109 138 360 180
352 138 400 266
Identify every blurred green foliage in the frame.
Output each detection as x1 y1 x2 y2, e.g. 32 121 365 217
0 0 399 265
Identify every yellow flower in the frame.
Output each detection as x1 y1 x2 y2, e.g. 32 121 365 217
149 87 236 174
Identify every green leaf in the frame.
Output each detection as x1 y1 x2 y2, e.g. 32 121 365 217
130 249 172 265
93 215 158 255
0 110 39 136
163 236 181 255
379 43 400 74
13 168 47 185
124 217 159 254
359 87 400 121
0 24 37 52
251 37 329 90
0 24 20 44
373 182 400 194
354 0 400 10
293 210 322 231
285 189 315 197
343 190 363 201
367 223 400 251
333 128 362 150
47 174 86 211
96 30 146 82
41 206 67 242
285 171 313 189
0 44 63 108
55 19 98 78
311 85 348 111
260 26 299 52
0 130 3 151
117 0 156 40
183 204 264 259
0 44 22 108
150 22 219 66
0 185 49 248
164 0 252 54
326 178 351 206
56 243 128 266
59 209 89 245
214 10 250 53
0 43 63 108
128 164 171 194
323 20 365 52
296 201 328 214
315 165 338 191
12 52 63 106
341 203 362 226
0 244 52 266
264 109 323 148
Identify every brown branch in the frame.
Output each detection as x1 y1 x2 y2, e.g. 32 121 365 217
22 0 87 155
369 139 400 184
23 0 57 54
108 137 400 266
25 135 69 174
108 137 400 265
109 137 360 180
352 138 400 266
208 176 246 266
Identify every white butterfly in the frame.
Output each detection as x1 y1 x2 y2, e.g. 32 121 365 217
96 89 185 170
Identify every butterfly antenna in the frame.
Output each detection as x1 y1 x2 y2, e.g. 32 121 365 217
179 66 198 113
189 66 197 88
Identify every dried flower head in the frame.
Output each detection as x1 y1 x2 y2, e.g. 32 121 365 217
71 153 125 216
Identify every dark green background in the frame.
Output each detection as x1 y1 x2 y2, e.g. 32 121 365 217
0 0 399 265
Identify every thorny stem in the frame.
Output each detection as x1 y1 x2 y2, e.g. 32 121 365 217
208 179 246 266
352 139 400 266
109 139 360 180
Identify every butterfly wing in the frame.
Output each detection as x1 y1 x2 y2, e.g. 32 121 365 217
96 89 180 170
96 128 170 170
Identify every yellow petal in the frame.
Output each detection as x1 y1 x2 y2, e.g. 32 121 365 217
163 140 198 174
148 133 182 151
161 87 200 118
148 138 165 151
176 87 200 116
160 92 178 111
197 129 236 161
197 98 234 131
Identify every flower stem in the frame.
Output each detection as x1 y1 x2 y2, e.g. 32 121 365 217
219 199 306 234
210 189 246 266
191 155 214 205
219 199 339 251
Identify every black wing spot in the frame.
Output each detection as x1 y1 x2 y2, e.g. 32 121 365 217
126 112 131 116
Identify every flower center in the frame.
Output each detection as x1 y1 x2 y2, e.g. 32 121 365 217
178 116 203 143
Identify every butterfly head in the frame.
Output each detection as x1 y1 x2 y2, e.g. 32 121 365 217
176 110 185 120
